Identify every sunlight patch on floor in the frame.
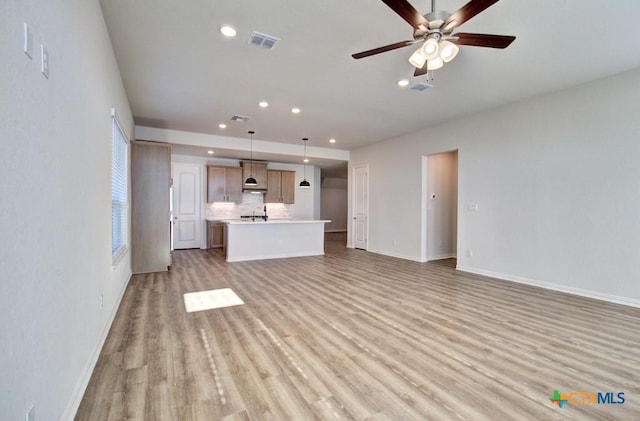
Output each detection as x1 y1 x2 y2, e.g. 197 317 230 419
183 288 244 313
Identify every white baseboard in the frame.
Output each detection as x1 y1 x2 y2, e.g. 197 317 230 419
226 251 325 262
427 253 457 262
367 248 423 263
456 265 640 309
62 272 132 420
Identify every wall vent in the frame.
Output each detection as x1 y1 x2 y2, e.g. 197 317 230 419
230 114 250 122
248 31 280 49
411 82 434 92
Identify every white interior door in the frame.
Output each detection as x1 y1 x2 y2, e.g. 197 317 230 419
353 165 369 250
173 163 201 249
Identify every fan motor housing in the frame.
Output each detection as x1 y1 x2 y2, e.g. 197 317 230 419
414 10 452 38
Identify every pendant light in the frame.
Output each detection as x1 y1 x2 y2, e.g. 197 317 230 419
245 130 257 186
299 137 311 189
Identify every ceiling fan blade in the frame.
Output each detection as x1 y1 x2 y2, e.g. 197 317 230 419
381 0 429 29
352 39 419 59
444 0 499 29
414 62 429 77
452 32 515 48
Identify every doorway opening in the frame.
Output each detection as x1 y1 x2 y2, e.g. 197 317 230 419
422 151 458 262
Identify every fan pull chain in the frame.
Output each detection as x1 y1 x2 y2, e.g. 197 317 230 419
427 69 434 81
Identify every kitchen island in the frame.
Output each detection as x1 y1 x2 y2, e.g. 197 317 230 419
223 219 330 262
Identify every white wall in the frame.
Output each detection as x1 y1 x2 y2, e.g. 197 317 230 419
349 68 640 306
426 151 458 260
0 0 133 419
321 177 348 232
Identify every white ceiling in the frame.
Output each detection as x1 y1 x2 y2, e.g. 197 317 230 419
101 0 640 166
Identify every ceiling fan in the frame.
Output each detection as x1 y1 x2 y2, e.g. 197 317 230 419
352 0 516 77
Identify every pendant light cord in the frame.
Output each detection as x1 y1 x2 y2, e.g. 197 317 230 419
248 130 254 177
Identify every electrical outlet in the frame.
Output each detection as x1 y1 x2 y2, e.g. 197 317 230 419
467 249 473 257
40 45 49 78
392 239 397 246
100 293 104 309
24 23 33 58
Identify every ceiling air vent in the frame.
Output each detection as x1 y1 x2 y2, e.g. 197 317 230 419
411 82 434 92
230 114 250 122
248 31 280 49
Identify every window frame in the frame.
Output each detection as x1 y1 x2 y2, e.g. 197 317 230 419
111 108 129 265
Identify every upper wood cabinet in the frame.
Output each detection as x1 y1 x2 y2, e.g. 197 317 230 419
265 170 295 204
207 166 242 203
280 171 295 203
240 161 268 190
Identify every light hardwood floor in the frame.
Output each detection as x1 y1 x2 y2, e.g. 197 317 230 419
76 233 640 420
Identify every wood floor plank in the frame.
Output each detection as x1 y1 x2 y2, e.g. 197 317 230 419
76 233 640 420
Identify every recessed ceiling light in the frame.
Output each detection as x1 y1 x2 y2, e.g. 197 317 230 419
218 123 227 129
220 25 237 37
208 150 214 155
291 107 301 114
258 101 269 108
397 79 410 87
329 138 336 144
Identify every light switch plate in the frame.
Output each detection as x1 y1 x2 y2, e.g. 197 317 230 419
24 23 33 59
41 45 49 78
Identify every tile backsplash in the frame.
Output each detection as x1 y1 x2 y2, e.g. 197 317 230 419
206 192 293 220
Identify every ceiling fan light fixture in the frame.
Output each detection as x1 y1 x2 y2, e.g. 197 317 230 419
421 37 439 60
427 56 444 70
408 47 427 68
439 40 459 63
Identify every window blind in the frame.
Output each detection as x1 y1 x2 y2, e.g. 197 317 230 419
111 110 128 258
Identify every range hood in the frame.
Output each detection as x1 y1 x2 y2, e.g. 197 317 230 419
240 160 267 193
242 186 267 193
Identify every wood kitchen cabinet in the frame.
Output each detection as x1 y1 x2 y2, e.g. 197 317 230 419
265 170 295 204
207 221 225 249
240 160 268 190
207 166 242 203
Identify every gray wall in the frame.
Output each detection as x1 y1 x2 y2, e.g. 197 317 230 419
321 177 348 232
349 68 640 306
1 0 133 418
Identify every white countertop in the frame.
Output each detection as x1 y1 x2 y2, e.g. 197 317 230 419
223 219 330 225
